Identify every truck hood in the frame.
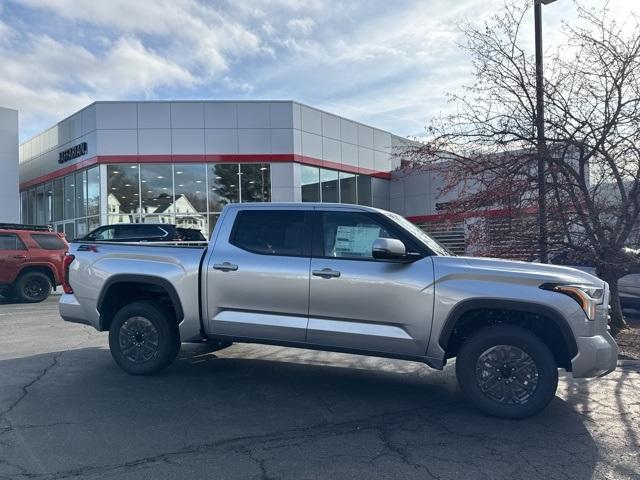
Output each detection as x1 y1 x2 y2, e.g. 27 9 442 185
432 255 605 287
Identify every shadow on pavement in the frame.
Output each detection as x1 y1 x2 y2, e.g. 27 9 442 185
0 344 600 479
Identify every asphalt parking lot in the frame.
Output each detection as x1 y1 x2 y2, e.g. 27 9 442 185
1 297 639 480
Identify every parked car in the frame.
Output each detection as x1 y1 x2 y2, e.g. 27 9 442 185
176 227 207 242
83 223 206 243
550 251 640 312
0 223 68 302
60 203 617 419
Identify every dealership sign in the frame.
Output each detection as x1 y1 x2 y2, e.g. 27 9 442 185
58 142 87 164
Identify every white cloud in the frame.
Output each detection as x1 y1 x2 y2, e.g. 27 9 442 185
17 0 264 76
3 0 640 141
287 17 315 36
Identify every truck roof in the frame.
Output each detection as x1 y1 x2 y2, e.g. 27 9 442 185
223 202 384 213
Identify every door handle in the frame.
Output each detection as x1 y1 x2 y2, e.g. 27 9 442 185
212 262 238 272
312 268 341 278
11 255 27 259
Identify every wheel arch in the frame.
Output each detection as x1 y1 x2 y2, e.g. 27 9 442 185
15 265 56 287
97 274 184 331
439 299 578 370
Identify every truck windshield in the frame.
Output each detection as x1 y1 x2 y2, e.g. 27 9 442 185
380 211 453 256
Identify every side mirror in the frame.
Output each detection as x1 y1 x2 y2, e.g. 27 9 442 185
372 237 407 261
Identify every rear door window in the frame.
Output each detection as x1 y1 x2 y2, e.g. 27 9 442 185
0 234 27 251
30 234 66 250
230 210 309 256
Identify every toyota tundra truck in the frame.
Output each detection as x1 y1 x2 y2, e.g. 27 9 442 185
59 203 618 418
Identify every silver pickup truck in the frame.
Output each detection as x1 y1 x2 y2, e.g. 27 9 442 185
60 203 617 418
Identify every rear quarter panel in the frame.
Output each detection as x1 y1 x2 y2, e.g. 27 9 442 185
69 243 205 341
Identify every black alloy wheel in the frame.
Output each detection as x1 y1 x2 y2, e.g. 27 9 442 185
456 325 558 419
109 301 180 375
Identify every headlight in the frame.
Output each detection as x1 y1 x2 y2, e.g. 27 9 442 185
541 284 604 320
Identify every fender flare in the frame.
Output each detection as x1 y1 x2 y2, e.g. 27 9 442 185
438 298 578 358
97 274 184 328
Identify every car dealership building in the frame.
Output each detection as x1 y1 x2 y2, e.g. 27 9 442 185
18 101 461 249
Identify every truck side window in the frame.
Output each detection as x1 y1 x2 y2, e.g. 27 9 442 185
231 210 307 256
321 212 399 260
0 234 27 251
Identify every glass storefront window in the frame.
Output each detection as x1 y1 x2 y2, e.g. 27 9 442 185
339 172 357 204
75 218 88 238
241 164 271 203
320 169 339 203
87 167 100 216
107 164 140 223
301 165 320 202
174 164 207 213
75 170 87 219
20 191 28 224
45 182 53 224
64 175 75 220
87 216 100 233
28 188 36 224
35 185 45 224
357 175 372 206
209 164 239 212
53 179 63 222
64 221 75 241
141 164 174 223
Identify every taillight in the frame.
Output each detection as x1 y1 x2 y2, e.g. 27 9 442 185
63 254 75 294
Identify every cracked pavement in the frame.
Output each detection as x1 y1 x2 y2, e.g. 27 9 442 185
0 297 639 479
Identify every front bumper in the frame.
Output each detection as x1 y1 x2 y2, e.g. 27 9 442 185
571 332 618 378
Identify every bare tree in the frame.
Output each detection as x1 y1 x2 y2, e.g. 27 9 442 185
406 2 640 331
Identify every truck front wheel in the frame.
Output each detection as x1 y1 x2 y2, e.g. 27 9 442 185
108 301 180 375
455 325 558 419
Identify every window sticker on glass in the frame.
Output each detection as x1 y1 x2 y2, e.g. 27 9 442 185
333 226 381 257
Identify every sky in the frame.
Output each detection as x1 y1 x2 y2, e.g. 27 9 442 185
0 0 638 141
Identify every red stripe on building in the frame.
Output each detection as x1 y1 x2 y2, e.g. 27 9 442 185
20 154 391 190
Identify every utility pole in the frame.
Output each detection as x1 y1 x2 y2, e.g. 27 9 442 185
534 0 556 263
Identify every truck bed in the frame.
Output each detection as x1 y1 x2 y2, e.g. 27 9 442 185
65 240 207 341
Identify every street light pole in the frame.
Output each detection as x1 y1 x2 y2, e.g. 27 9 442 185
534 0 555 263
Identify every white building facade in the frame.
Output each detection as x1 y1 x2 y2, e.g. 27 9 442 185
19 101 412 240
0 107 19 223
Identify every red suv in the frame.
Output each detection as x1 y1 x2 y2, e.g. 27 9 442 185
0 224 69 303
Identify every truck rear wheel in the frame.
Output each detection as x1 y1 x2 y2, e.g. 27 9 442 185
108 301 180 375
14 272 51 303
455 325 558 419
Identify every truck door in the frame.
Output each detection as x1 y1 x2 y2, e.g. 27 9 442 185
0 234 29 286
307 210 435 357
205 207 312 343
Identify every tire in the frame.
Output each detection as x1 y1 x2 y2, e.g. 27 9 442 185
14 272 52 303
108 301 180 375
455 325 558 419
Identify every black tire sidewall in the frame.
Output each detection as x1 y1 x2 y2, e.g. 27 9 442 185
108 301 180 375
456 325 559 419
15 272 51 303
